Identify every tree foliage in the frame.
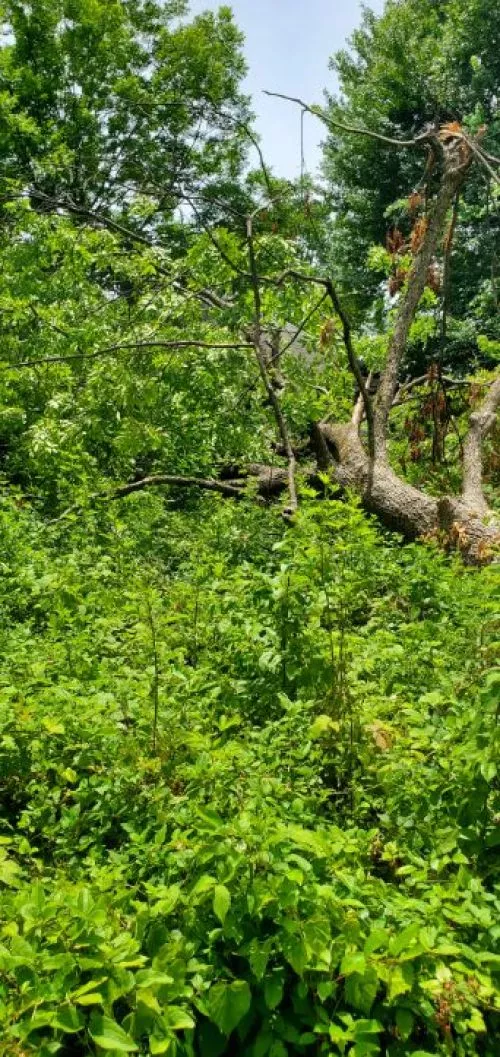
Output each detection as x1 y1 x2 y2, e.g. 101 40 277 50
323 0 500 364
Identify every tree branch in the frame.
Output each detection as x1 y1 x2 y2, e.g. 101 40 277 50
276 293 329 362
6 190 236 312
263 90 431 149
461 373 500 510
352 372 373 429
441 190 460 342
10 339 254 369
246 214 298 516
374 139 472 460
107 474 244 500
323 279 374 456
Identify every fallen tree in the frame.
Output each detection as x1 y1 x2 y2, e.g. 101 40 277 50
127 123 499 562
8 116 499 562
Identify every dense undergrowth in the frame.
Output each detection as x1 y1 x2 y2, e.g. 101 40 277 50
0 493 499 1056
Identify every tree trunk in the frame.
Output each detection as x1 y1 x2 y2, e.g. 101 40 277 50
318 422 499 562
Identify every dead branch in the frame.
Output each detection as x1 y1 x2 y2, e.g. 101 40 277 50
107 474 244 500
263 90 431 148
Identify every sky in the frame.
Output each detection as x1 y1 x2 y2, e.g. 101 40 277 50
188 0 385 178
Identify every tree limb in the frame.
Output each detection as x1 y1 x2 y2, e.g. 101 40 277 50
10 339 254 369
461 373 500 510
263 90 431 149
441 190 460 342
6 190 236 312
374 139 472 460
352 372 373 429
323 279 374 456
246 214 298 516
107 474 244 500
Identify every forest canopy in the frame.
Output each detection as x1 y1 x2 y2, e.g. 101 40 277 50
0 1 499 1055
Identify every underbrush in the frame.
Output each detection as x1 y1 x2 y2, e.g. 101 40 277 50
0 496 498 1055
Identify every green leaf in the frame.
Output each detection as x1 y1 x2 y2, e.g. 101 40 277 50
264 969 284 1010
353 1019 383 1036
52 1006 85 1032
89 1013 139 1051
247 939 270 981
467 1008 486 1033
75 992 105 1006
388 963 414 1002
191 873 217 897
149 1037 173 1055
309 714 340 738
395 1008 414 1039
154 885 181 916
164 1006 195 1031
269 1043 287 1057
282 932 308 976
345 968 378 1014
341 951 367 976
213 884 231 925
390 923 421 956
135 970 174 989
364 929 389 955
207 980 251 1036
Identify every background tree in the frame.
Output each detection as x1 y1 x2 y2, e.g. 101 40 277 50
0 0 252 240
322 0 500 374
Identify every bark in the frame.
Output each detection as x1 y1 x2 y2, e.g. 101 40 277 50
461 375 500 511
320 422 438 538
315 414 499 563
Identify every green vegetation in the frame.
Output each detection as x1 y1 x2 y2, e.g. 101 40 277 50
0 1 499 1055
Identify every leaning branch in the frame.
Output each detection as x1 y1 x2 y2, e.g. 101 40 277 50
263 90 430 149
323 280 374 456
374 138 472 459
461 373 500 511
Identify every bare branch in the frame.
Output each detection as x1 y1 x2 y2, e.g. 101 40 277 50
263 90 431 149
392 373 492 406
10 339 254 369
107 474 244 500
465 139 500 186
323 280 374 457
246 214 298 516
